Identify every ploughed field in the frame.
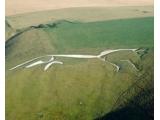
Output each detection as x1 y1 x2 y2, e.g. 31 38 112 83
6 6 154 120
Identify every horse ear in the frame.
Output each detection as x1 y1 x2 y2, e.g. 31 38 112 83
135 47 143 51
135 48 149 58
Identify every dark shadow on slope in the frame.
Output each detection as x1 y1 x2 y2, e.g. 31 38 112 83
95 60 154 120
95 89 153 120
31 20 79 28
5 20 79 43
5 27 33 49
5 20 12 28
5 20 80 57
95 88 153 120
95 106 151 120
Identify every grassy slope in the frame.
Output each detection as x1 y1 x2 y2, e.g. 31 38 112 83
6 54 154 120
45 17 153 53
6 17 153 67
6 16 154 120
6 6 153 29
5 21 16 40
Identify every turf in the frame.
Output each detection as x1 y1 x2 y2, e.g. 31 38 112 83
6 17 153 67
6 9 154 120
45 17 153 52
6 51 154 120
5 20 16 40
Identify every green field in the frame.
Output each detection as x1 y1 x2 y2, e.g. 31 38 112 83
6 6 154 120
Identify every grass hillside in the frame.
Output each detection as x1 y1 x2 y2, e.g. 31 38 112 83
6 6 153 29
6 17 153 67
5 20 16 40
6 7 154 120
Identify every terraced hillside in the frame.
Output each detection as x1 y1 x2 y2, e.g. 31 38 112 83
6 6 154 120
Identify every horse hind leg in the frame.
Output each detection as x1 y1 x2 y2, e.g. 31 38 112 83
106 60 120 72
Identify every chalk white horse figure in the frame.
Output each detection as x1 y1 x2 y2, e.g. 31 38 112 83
9 48 144 72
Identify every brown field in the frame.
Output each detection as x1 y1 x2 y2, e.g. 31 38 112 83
6 0 153 16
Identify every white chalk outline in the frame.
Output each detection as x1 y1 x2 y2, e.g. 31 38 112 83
9 48 140 71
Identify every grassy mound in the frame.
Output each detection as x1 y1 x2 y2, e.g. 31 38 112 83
6 10 154 120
